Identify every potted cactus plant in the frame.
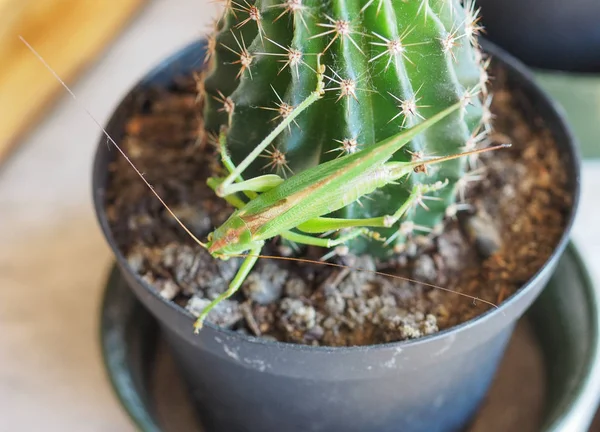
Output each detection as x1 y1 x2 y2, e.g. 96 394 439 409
93 1 579 431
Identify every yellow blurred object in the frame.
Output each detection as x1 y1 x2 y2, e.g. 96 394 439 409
0 0 146 164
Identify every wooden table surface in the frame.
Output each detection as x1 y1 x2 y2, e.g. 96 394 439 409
0 0 146 164
1 1 599 431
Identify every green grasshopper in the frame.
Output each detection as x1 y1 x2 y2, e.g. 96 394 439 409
24 39 506 334
187 61 507 332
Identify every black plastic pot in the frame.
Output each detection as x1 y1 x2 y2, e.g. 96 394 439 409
93 40 580 432
476 0 600 72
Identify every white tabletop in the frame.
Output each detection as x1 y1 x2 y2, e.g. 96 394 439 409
0 1 598 431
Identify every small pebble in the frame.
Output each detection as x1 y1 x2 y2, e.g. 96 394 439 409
463 211 502 258
399 324 421 340
420 314 438 335
242 262 286 305
280 298 317 330
405 242 418 258
322 316 337 330
161 243 178 267
324 291 346 315
171 204 212 236
304 325 324 342
413 255 437 282
172 246 202 290
126 250 145 273
159 280 180 300
277 245 295 257
186 297 242 329
390 280 417 302
284 277 309 298
436 230 466 271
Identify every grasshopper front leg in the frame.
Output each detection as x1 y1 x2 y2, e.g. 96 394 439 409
216 57 326 197
215 89 320 198
194 244 264 333
206 177 247 209
210 174 284 196
207 175 284 210
213 129 258 201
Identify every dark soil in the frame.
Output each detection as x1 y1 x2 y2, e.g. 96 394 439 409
105 66 571 347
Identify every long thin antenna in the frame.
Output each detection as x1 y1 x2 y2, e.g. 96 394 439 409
19 36 207 248
416 143 511 169
231 253 499 309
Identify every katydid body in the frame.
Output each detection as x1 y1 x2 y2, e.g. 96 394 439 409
200 101 507 332
208 103 460 257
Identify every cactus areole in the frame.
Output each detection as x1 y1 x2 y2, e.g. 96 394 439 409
201 0 490 257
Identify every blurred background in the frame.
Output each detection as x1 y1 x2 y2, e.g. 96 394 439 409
0 1 599 431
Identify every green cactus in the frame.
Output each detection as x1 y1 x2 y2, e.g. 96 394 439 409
201 0 489 257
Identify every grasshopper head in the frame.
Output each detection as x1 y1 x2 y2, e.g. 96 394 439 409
207 215 260 258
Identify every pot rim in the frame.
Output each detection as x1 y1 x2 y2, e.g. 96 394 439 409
93 38 581 353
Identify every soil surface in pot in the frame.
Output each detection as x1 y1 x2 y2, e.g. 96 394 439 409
105 65 571 347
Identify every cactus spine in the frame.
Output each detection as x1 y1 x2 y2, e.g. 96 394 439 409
201 0 489 257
